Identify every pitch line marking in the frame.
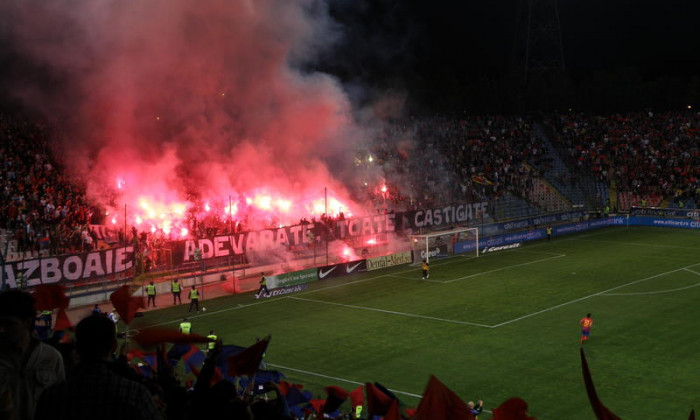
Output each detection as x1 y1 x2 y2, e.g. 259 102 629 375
141 298 276 328
386 274 442 282
267 363 423 399
287 296 493 328
444 254 566 284
492 262 700 328
600 267 700 296
576 238 700 251
600 283 700 296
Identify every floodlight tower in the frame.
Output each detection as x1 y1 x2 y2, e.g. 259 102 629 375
511 0 567 110
522 0 566 80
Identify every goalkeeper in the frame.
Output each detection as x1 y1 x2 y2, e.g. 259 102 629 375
421 259 430 279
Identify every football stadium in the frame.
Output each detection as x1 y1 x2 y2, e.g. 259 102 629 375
1 1 699 419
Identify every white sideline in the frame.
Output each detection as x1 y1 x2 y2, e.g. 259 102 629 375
266 362 494 414
266 363 423 399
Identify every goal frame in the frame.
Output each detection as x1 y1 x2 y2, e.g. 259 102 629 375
409 227 479 264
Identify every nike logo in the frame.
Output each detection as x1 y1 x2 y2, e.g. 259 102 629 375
318 266 337 278
345 262 362 273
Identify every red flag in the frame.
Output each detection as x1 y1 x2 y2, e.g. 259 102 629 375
309 399 325 414
188 362 200 378
324 385 349 414
384 399 402 420
411 375 473 420
33 284 70 310
349 385 364 409
580 348 621 420
110 285 144 325
202 366 224 386
53 308 72 331
492 398 535 420
226 336 270 377
365 382 394 418
132 327 211 348
278 381 293 396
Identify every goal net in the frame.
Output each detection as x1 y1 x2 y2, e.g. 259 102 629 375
409 227 479 264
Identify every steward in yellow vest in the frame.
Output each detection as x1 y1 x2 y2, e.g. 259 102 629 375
171 278 182 305
179 318 192 334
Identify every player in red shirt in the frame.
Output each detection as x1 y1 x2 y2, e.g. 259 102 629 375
580 313 593 345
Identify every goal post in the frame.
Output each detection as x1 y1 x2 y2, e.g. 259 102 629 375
409 227 479 264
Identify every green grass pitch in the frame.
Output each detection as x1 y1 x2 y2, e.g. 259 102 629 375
130 226 700 419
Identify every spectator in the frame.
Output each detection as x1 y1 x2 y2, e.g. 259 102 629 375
0 290 65 420
34 314 165 420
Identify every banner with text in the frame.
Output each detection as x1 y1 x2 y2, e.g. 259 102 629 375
171 201 490 263
366 251 414 271
2 246 135 288
629 207 700 219
266 269 318 289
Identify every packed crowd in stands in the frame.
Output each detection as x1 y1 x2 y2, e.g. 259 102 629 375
2 110 700 263
544 110 700 209
0 114 100 259
368 115 546 211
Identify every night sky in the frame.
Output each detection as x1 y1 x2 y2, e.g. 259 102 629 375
321 0 700 109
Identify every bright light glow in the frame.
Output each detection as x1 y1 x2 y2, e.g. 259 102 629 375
111 217 117 225
276 199 292 212
256 195 272 210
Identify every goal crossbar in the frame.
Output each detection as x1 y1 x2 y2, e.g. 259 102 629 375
410 227 479 263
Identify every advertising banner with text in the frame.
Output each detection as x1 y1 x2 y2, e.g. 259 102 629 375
266 269 318 289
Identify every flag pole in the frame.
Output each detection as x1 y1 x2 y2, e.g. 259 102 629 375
229 195 236 293
324 187 329 265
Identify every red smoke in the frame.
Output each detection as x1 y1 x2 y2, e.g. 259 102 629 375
3 0 370 233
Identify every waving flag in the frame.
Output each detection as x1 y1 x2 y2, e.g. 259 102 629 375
182 346 206 374
349 385 364 411
492 398 535 420
33 284 70 310
226 336 270 377
110 285 144 325
365 382 395 418
324 385 349 414
133 327 211 348
411 375 473 420
53 308 72 331
580 348 620 420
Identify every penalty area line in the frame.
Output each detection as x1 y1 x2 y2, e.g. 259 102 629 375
444 254 566 284
491 262 700 328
